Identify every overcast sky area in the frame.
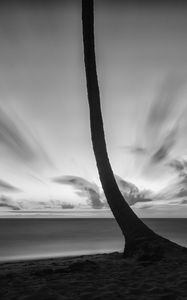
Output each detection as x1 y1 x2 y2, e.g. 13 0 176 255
1 0 187 217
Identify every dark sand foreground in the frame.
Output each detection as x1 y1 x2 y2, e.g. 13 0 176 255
0 251 187 300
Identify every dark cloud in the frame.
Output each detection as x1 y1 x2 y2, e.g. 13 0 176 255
168 159 187 174
61 203 74 209
115 175 139 194
176 188 187 198
0 195 21 210
159 159 187 201
180 199 187 204
53 175 105 209
0 179 21 192
115 175 152 206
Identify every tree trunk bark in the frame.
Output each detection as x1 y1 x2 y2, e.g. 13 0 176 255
81 0 156 247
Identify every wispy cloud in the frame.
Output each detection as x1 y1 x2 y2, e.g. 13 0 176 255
53 175 105 209
151 125 178 164
0 106 53 169
146 74 186 165
0 179 21 192
146 74 185 137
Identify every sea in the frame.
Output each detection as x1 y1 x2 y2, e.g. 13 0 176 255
0 218 187 262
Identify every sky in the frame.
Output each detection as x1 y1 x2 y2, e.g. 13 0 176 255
1 0 187 217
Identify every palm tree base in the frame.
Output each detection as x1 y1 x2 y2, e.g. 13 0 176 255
124 234 187 262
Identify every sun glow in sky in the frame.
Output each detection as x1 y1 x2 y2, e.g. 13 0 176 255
1 0 187 217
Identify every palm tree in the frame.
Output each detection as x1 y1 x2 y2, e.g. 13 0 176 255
81 0 185 258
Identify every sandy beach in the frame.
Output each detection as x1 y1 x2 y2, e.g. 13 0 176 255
0 250 187 300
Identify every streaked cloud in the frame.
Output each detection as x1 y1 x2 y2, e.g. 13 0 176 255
0 179 21 192
146 74 185 138
146 74 186 165
0 106 53 170
151 125 178 164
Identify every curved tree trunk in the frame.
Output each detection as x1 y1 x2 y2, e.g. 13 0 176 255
81 0 156 246
81 0 187 260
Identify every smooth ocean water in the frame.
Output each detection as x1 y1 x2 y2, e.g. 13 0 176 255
0 218 187 262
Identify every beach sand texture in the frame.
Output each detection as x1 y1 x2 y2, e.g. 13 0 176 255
1 251 187 300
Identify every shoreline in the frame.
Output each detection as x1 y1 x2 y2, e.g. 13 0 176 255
1 250 187 299
0 249 116 265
